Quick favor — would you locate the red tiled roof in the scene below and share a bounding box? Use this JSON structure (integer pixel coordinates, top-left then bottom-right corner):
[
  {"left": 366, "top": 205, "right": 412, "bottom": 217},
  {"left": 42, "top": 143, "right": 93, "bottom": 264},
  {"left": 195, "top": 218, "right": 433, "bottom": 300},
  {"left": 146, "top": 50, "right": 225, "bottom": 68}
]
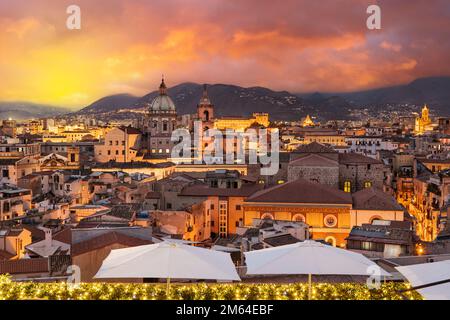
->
[
  {"left": 352, "top": 188, "right": 403, "bottom": 211},
  {"left": 179, "top": 184, "right": 263, "bottom": 197},
  {"left": 246, "top": 179, "right": 352, "bottom": 205},
  {"left": 22, "top": 225, "right": 46, "bottom": 241},
  {"left": 118, "top": 126, "right": 142, "bottom": 135},
  {"left": 294, "top": 142, "right": 336, "bottom": 154},
  {"left": 53, "top": 228, "right": 72, "bottom": 245},
  {"left": 289, "top": 153, "right": 339, "bottom": 167},
  {"left": 338, "top": 153, "right": 382, "bottom": 165},
  {"left": 0, "top": 258, "right": 49, "bottom": 274},
  {"left": 145, "top": 191, "right": 161, "bottom": 199},
  {"left": 0, "top": 250, "right": 15, "bottom": 261},
  {"left": 72, "top": 232, "right": 153, "bottom": 256}
]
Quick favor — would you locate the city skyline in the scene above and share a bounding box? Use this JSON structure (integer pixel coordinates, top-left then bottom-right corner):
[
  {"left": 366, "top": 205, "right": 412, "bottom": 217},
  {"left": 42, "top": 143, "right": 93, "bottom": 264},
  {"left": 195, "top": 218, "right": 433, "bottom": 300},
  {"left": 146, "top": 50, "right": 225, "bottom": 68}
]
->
[{"left": 1, "top": 0, "right": 450, "bottom": 107}]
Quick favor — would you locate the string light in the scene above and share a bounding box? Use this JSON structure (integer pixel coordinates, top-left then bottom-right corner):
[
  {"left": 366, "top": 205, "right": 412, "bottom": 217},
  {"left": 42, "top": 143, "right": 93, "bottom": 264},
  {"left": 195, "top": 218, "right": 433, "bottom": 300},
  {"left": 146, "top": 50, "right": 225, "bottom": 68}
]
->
[{"left": 0, "top": 274, "right": 421, "bottom": 300}]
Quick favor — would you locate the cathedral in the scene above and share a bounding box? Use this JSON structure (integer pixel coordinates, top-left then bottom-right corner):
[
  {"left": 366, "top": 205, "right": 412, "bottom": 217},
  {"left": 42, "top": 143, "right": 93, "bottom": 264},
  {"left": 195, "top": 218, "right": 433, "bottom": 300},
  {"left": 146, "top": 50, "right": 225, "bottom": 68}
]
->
[
  {"left": 414, "top": 105, "right": 433, "bottom": 135},
  {"left": 139, "top": 77, "right": 178, "bottom": 157}
]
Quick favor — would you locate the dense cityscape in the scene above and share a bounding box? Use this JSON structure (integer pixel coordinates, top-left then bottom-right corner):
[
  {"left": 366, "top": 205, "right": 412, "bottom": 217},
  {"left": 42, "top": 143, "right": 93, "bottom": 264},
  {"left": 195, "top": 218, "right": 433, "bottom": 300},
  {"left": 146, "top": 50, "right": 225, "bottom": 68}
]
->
[{"left": 1, "top": 0, "right": 450, "bottom": 304}]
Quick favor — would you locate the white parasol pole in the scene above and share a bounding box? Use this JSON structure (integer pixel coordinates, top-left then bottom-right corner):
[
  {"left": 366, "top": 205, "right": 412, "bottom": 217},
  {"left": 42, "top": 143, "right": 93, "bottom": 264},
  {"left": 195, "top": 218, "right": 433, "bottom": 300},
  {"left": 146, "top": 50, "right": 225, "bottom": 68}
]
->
[
  {"left": 166, "top": 277, "right": 171, "bottom": 299},
  {"left": 308, "top": 273, "right": 312, "bottom": 300}
]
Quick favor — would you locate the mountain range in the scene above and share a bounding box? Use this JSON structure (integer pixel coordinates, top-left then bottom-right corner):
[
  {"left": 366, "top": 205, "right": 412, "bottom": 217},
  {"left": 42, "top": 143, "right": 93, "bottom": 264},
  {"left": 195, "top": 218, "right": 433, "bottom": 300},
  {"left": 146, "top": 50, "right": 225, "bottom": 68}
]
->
[
  {"left": 0, "top": 102, "right": 72, "bottom": 120},
  {"left": 1, "top": 76, "right": 449, "bottom": 121},
  {"left": 75, "top": 76, "right": 450, "bottom": 120}
]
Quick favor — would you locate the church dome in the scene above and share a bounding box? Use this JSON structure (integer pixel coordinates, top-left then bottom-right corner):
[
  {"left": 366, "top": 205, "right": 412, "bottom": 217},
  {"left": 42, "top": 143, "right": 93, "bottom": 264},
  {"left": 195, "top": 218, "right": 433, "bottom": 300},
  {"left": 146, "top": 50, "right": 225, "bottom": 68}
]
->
[{"left": 149, "top": 78, "right": 176, "bottom": 112}]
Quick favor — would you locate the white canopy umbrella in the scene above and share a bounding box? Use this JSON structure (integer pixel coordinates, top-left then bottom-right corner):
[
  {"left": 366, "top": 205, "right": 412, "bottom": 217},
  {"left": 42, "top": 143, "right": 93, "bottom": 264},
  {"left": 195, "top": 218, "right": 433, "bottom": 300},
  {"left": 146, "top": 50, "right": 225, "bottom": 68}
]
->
[
  {"left": 396, "top": 260, "right": 450, "bottom": 300},
  {"left": 244, "top": 240, "right": 390, "bottom": 299},
  {"left": 95, "top": 241, "right": 240, "bottom": 297}
]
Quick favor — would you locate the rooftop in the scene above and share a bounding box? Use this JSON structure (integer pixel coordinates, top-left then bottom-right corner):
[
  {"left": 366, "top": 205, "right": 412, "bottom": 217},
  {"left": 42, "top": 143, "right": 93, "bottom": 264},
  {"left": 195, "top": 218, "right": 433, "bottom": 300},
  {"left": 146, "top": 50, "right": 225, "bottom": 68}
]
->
[{"left": 246, "top": 179, "right": 352, "bottom": 205}]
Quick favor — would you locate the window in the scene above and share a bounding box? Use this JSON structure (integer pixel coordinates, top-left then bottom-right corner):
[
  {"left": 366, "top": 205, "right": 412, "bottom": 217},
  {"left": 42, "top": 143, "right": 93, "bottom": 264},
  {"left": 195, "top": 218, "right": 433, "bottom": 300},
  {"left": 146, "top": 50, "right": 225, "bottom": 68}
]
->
[
  {"left": 325, "top": 236, "right": 337, "bottom": 247},
  {"left": 344, "top": 181, "right": 351, "bottom": 193},
  {"left": 324, "top": 214, "right": 337, "bottom": 228},
  {"left": 261, "top": 213, "right": 274, "bottom": 220},
  {"left": 364, "top": 181, "right": 372, "bottom": 188},
  {"left": 166, "top": 203, "right": 172, "bottom": 209},
  {"left": 292, "top": 214, "right": 306, "bottom": 223},
  {"left": 361, "top": 241, "right": 372, "bottom": 251},
  {"left": 219, "top": 202, "right": 228, "bottom": 238},
  {"left": 235, "top": 205, "right": 242, "bottom": 211},
  {"left": 210, "top": 204, "right": 215, "bottom": 210}
]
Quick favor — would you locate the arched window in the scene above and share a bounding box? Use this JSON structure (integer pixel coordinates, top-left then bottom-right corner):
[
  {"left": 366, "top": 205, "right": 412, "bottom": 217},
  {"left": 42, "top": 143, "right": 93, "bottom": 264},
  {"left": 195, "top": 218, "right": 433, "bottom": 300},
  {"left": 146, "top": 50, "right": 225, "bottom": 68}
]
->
[
  {"left": 261, "top": 213, "right": 274, "bottom": 220},
  {"left": 203, "top": 110, "right": 210, "bottom": 121},
  {"left": 344, "top": 181, "right": 351, "bottom": 193},
  {"left": 364, "top": 181, "right": 372, "bottom": 188},
  {"left": 292, "top": 214, "right": 306, "bottom": 223},
  {"left": 370, "top": 216, "right": 383, "bottom": 224},
  {"left": 325, "top": 236, "right": 337, "bottom": 247}
]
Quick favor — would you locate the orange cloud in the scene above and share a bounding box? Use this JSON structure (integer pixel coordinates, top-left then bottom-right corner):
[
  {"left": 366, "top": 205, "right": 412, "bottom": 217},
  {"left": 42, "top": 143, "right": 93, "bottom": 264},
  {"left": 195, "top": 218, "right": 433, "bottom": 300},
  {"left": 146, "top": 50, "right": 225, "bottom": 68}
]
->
[{"left": 0, "top": 0, "right": 449, "bottom": 107}]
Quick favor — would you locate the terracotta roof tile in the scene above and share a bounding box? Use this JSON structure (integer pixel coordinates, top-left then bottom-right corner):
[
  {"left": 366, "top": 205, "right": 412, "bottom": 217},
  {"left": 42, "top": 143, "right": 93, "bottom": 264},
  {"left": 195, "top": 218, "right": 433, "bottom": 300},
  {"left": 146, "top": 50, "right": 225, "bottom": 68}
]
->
[
  {"left": 246, "top": 179, "right": 352, "bottom": 205},
  {"left": 352, "top": 188, "right": 403, "bottom": 211},
  {"left": 180, "top": 184, "right": 263, "bottom": 197},
  {"left": 0, "top": 258, "right": 49, "bottom": 274},
  {"left": 72, "top": 231, "right": 153, "bottom": 256},
  {"left": 338, "top": 153, "right": 383, "bottom": 165},
  {"left": 0, "top": 250, "right": 15, "bottom": 260}
]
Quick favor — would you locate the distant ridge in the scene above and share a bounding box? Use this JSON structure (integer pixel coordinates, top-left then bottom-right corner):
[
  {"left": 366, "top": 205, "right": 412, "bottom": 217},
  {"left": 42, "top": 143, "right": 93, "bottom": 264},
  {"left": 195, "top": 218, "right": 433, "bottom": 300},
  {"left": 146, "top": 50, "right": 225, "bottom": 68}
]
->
[
  {"left": 0, "top": 102, "right": 71, "bottom": 120},
  {"left": 36, "top": 76, "right": 450, "bottom": 120}
]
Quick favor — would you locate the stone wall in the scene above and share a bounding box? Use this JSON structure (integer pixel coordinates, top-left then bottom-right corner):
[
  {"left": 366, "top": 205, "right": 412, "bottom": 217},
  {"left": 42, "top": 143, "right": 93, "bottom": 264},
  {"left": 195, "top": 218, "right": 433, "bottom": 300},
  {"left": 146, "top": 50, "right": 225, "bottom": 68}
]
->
[{"left": 287, "top": 165, "right": 339, "bottom": 188}]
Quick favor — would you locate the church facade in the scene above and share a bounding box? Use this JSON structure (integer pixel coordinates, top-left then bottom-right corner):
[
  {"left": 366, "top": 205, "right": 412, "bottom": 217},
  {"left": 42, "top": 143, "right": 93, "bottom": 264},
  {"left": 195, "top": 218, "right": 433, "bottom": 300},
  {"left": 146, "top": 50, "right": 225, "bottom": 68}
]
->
[{"left": 139, "top": 78, "right": 178, "bottom": 158}]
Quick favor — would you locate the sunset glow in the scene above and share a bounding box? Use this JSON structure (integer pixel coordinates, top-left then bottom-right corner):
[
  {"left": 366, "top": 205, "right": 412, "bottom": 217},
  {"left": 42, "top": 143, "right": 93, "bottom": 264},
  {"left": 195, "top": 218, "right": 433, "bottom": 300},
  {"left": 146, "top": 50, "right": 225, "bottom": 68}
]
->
[{"left": 1, "top": 0, "right": 450, "bottom": 107}]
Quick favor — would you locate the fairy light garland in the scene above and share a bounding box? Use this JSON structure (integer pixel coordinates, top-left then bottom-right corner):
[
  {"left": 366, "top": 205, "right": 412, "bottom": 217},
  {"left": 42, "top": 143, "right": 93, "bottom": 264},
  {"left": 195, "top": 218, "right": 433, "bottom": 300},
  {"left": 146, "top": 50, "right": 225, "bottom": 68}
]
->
[{"left": 0, "top": 274, "right": 421, "bottom": 300}]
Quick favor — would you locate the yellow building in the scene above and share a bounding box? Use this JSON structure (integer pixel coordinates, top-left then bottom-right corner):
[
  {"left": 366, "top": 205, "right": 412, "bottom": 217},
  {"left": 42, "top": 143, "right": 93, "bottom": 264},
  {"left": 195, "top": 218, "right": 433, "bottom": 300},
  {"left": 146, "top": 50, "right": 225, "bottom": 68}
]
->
[
  {"left": 303, "top": 133, "right": 346, "bottom": 146},
  {"left": 414, "top": 105, "right": 433, "bottom": 135},
  {"left": 302, "top": 115, "right": 315, "bottom": 127},
  {"left": 214, "top": 113, "right": 269, "bottom": 132},
  {"left": 94, "top": 126, "right": 142, "bottom": 163}
]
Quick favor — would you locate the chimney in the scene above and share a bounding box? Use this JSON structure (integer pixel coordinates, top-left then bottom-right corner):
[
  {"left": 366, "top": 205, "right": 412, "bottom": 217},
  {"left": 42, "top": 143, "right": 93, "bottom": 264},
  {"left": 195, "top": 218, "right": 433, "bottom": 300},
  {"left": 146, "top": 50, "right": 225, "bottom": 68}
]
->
[{"left": 44, "top": 228, "right": 52, "bottom": 249}]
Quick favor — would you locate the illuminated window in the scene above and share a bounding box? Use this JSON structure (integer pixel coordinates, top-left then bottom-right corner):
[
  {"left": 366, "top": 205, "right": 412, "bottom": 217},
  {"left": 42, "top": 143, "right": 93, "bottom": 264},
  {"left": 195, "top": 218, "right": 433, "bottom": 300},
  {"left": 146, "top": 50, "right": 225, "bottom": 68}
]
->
[
  {"left": 277, "top": 180, "right": 285, "bottom": 184},
  {"left": 325, "top": 236, "right": 337, "bottom": 247},
  {"left": 364, "top": 181, "right": 372, "bottom": 188},
  {"left": 219, "top": 202, "right": 228, "bottom": 238},
  {"left": 261, "top": 213, "right": 275, "bottom": 220},
  {"left": 344, "top": 181, "right": 351, "bottom": 193}
]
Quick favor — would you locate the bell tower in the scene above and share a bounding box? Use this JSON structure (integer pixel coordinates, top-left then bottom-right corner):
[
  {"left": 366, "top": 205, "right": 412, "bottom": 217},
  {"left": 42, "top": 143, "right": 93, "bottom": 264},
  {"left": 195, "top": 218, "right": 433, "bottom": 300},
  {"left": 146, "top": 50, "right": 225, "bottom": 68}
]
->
[{"left": 197, "top": 84, "right": 214, "bottom": 129}]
